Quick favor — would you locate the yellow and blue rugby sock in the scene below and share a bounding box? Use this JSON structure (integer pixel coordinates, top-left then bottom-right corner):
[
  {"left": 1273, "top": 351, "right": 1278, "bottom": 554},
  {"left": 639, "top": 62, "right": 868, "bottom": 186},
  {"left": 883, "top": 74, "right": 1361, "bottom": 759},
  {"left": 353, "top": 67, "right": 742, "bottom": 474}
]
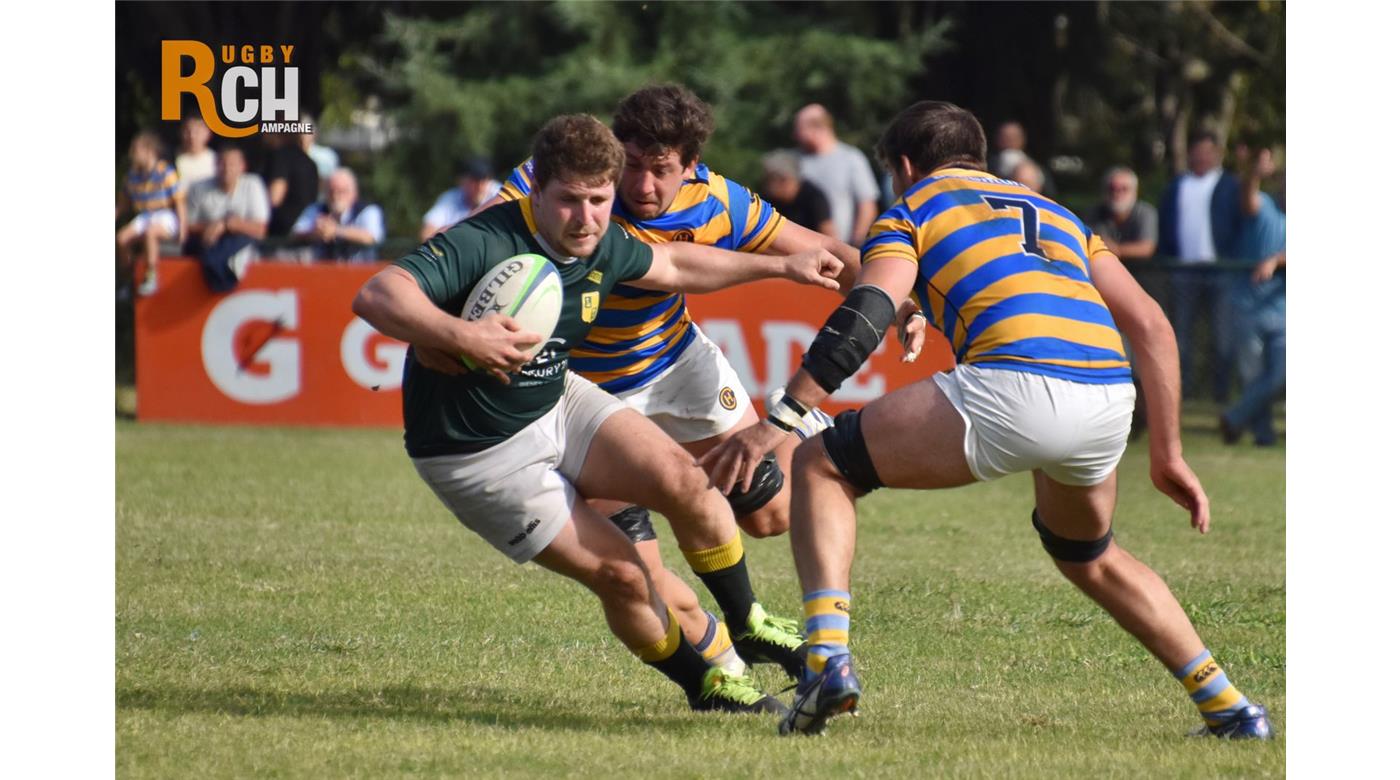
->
[
  {"left": 803, "top": 589, "right": 851, "bottom": 677},
  {"left": 1175, "top": 649, "right": 1252, "bottom": 725},
  {"left": 630, "top": 607, "right": 711, "bottom": 699},
  {"left": 683, "top": 533, "right": 756, "bottom": 631},
  {"left": 694, "top": 612, "right": 733, "bottom": 662}
]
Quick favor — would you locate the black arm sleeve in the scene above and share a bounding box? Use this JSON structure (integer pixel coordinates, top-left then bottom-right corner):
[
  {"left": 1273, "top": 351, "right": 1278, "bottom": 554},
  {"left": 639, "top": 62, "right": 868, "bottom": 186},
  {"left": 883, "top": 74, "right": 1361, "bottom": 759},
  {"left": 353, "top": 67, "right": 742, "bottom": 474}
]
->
[{"left": 800, "top": 285, "right": 897, "bottom": 393}]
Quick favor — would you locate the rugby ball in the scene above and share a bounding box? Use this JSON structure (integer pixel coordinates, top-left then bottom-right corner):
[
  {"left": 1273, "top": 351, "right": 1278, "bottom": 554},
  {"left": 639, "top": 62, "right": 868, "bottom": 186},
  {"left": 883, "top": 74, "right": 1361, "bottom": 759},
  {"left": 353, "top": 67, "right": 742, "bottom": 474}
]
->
[{"left": 461, "top": 253, "right": 563, "bottom": 364}]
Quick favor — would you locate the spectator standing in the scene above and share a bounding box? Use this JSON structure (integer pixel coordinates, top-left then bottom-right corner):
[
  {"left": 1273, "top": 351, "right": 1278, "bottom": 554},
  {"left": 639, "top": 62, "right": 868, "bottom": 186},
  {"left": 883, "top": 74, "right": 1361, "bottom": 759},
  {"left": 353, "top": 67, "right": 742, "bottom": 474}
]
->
[
  {"left": 304, "top": 116, "right": 340, "bottom": 186},
  {"left": 1157, "top": 130, "right": 1243, "bottom": 402},
  {"left": 183, "top": 146, "right": 270, "bottom": 292},
  {"left": 264, "top": 130, "right": 321, "bottom": 237},
  {"left": 175, "top": 117, "right": 216, "bottom": 194},
  {"left": 759, "top": 150, "right": 837, "bottom": 239},
  {"left": 1088, "top": 167, "right": 1158, "bottom": 262},
  {"left": 420, "top": 156, "right": 502, "bottom": 240},
  {"left": 116, "top": 131, "right": 184, "bottom": 297},
  {"left": 291, "top": 167, "right": 385, "bottom": 262},
  {"left": 792, "top": 104, "right": 880, "bottom": 245},
  {"left": 1221, "top": 144, "right": 1286, "bottom": 446}
]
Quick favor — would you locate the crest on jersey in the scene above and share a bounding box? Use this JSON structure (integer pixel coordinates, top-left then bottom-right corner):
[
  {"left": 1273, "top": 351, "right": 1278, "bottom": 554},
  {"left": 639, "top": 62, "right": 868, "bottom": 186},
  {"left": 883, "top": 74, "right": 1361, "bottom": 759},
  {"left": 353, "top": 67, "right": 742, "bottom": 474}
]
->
[
  {"left": 672, "top": 229, "right": 695, "bottom": 243},
  {"left": 581, "top": 291, "right": 600, "bottom": 323}
]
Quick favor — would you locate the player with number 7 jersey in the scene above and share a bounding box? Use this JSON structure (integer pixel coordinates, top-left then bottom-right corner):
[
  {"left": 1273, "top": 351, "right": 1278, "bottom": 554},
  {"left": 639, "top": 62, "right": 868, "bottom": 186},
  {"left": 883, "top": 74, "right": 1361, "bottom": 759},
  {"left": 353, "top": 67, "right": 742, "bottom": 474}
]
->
[
  {"left": 862, "top": 170, "right": 1131, "bottom": 383},
  {"left": 701, "top": 101, "right": 1268, "bottom": 739}
]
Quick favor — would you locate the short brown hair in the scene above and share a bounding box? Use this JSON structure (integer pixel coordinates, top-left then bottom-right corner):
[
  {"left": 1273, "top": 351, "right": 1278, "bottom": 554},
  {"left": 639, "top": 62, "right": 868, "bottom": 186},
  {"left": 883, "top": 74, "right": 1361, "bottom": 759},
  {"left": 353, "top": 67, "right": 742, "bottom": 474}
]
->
[
  {"left": 531, "top": 114, "right": 624, "bottom": 190},
  {"left": 612, "top": 84, "right": 715, "bottom": 167},
  {"left": 876, "top": 101, "right": 987, "bottom": 177}
]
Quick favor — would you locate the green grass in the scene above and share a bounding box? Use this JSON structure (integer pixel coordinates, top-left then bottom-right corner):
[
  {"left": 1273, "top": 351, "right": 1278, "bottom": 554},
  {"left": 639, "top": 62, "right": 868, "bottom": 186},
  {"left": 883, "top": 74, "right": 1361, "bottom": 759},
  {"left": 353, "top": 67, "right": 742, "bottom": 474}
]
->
[{"left": 116, "top": 411, "right": 1284, "bottom": 778}]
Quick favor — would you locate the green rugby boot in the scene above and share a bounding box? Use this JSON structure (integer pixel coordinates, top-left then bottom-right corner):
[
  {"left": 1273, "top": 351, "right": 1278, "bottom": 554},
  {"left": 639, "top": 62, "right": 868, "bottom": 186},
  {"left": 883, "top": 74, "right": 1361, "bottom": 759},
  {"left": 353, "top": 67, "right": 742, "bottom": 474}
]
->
[
  {"left": 689, "top": 667, "right": 788, "bottom": 714},
  {"left": 732, "top": 602, "right": 808, "bottom": 680}
]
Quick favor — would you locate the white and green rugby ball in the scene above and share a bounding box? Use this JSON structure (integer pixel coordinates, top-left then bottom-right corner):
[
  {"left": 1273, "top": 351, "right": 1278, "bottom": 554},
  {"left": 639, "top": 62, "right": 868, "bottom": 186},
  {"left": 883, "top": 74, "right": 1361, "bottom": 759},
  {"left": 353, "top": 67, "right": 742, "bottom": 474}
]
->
[{"left": 460, "top": 253, "right": 563, "bottom": 368}]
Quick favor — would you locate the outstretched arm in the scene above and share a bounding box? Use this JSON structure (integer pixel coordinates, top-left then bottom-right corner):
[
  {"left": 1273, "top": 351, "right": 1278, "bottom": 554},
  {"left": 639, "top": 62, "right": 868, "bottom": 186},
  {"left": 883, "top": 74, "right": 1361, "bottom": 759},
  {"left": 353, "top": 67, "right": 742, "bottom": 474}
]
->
[
  {"left": 630, "top": 241, "right": 841, "bottom": 294},
  {"left": 1089, "top": 249, "right": 1211, "bottom": 532},
  {"left": 699, "top": 258, "right": 918, "bottom": 492},
  {"left": 764, "top": 220, "right": 862, "bottom": 292}
]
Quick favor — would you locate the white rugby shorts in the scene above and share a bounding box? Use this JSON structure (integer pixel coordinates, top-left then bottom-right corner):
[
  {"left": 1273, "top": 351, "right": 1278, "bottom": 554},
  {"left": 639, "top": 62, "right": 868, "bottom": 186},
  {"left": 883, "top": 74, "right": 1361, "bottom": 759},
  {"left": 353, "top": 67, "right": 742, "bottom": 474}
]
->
[
  {"left": 932, "top": 364, "right": 1136, "bottom": 486},
  {"left": 411, "top": 372, "right": 625, "bottom": 563},
  {"left": 125, "top": 208, "right": 179, "bottom": 238},
  {"left": 611, "top": 327, "right": 750, "bottom": 443}
]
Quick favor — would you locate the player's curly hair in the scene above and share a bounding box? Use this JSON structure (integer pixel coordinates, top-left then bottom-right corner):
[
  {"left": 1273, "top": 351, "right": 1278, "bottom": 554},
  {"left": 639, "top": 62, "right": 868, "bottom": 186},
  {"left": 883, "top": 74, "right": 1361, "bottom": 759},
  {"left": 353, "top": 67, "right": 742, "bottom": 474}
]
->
[
  {"left": 531, "top": 114, "right": 625, "bottom": 189},
  {"left": 876, "top": 101, "right": 987, "bottom": 176},
  {"left": 612, "top": 84, "right": 715, "bottom": 167}
]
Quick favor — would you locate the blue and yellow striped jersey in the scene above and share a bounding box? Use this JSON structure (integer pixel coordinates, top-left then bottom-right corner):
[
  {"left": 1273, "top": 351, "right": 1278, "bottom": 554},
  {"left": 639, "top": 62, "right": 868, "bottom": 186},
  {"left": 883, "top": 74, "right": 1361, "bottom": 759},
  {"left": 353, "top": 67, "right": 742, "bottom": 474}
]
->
[
  {"left": 498, "top": 159, "right": 785, "bottom": 392},
  {"left": 126, "top": 160, "right": 180, "bottom": 213},
  {"left": 863, "top": 167, "right": 1129, "bottom": 384}
]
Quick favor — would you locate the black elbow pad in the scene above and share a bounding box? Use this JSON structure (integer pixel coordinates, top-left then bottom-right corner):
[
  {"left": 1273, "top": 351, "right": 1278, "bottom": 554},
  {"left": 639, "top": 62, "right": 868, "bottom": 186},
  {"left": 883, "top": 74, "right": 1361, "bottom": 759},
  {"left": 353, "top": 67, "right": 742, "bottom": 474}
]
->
[{"left": 801, "top": 285, "right": 897, "bottom": 393}]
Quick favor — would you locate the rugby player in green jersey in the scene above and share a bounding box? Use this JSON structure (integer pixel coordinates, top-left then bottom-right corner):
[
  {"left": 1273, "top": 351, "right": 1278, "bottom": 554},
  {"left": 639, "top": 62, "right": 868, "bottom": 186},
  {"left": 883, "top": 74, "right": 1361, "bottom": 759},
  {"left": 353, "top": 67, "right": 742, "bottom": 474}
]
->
[
  {"left": 353, "top": 114, "right": 843, "bottom": 713},
  {"left": 469, "top": 85, "right": 925, "bottom": 682}
]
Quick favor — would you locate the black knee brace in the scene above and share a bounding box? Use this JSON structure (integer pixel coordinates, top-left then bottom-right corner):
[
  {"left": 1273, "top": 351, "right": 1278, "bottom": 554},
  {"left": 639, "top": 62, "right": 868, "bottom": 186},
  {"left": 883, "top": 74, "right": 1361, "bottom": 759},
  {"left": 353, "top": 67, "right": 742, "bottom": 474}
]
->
[
  {"left": 1031, "top": 510, "right": 1113, "bottom": 562},
  {"left": 819, "top": 409, "right": 884, "bottom": 496},
  {"left": 726, "top": 453, "right": 784, "bottom": 516},
  {"left": 608, "top": 505, "right": 657, "bottom": 543}
]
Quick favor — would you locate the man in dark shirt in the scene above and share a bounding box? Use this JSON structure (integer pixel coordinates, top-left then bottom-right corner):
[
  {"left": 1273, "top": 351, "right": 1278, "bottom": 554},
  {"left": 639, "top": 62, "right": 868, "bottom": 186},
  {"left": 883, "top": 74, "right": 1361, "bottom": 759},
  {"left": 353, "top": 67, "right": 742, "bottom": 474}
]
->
[
  {"left": 760, "top": 150, "right": 837, "bottom": 239},
  {"left": 1088, "top": 167, "right": 1159, "bottom": 262},
  {"left": 264, "top": 130, "right": 320, "bottom": 237}
]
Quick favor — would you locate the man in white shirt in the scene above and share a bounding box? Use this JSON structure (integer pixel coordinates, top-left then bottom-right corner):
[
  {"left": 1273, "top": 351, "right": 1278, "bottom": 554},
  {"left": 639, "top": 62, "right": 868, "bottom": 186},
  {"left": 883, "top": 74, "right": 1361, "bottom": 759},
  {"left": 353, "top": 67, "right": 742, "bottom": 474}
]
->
[
  {"left": 793, "top": 104, "right": 881, "bottom": 246},
  {"left": 184, "top": 146, "right": 270, "bottom": 290},
  {"left": 1159, "top": 131, "right": 1242, "bottom": 402}
]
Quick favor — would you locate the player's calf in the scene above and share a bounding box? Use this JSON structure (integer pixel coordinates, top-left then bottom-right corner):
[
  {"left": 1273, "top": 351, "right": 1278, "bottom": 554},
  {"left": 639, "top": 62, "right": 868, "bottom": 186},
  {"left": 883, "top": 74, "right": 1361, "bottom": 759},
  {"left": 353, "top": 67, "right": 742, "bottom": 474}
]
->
[{"left": 1031, "top": 508, "right": 1270, "bottom": 739}]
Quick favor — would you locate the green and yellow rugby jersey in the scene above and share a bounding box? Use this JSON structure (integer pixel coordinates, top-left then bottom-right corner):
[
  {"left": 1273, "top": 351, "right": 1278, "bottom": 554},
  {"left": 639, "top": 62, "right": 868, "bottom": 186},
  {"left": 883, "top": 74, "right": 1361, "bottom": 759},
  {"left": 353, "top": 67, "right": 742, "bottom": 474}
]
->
[{"left": 393, "top": 198, "right": 654, "bottom": 458}]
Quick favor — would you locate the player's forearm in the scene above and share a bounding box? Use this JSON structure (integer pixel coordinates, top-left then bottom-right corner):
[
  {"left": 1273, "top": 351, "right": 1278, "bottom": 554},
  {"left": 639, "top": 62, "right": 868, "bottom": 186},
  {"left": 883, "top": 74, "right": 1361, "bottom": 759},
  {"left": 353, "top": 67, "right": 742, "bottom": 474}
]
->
[
  {"left": 654, "top": 242, "right": 784, "bottom": 293},
  {"left": 352, "top": 268, "right": 465, "bottom": 353},
  {"left": 767, "top": 222, "right": 861, "bottom": 292},
  {"left": 1124, "top": 313, "right": 1185, "bottom": 460}
]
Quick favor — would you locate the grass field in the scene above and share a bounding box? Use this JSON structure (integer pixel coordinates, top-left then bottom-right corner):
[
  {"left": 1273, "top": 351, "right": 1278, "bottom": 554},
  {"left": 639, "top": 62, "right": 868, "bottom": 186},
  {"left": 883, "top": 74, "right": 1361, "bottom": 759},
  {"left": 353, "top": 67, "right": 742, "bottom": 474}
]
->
[{"left": 116, "top": 410, "right": 1284, "bottom": 778}]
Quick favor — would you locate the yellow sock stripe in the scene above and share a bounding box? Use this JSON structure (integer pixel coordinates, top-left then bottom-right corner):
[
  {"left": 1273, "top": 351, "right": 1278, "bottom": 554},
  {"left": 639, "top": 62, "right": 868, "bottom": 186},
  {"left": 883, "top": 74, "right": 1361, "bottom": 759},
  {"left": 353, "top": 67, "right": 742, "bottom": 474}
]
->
[
  {"left": 806, "top": 628, "right": 850, "bottom": 646},
  {"left": 682, "top": 533, "right": 744, "bottom": 573},
  {"left": 807, "top": 654, "right": 828, "bottom": 676},
  {"left": 1180, "top": 656, "right": 1221, "bottom": 695},
  {"left": 700, "top": 621, "right": 733, "bottom": 662},
  {"left": 803, "top": 596, "right": 850, "bottom": 618},
  {"left": 1197, "top": 686, "right": 1245, "bottom": 714},
  {"left": 631, "top": 608, "right": 682, "bottom": 663}
]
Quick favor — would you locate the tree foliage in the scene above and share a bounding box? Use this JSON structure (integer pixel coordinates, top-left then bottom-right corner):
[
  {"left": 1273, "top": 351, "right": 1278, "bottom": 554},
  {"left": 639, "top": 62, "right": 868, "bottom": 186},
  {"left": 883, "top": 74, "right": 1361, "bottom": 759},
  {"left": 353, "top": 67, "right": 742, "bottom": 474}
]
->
[{"left": 356, "top": 1, "right": 952, "bottom": 234}]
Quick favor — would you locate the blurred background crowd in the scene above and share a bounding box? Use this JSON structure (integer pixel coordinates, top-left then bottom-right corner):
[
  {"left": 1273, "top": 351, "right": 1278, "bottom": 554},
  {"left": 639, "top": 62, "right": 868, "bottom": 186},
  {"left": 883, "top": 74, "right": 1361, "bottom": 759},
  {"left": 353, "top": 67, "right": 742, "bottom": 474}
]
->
[{"left": 115, "top": 0, "right": 1284, "bottom": 440}]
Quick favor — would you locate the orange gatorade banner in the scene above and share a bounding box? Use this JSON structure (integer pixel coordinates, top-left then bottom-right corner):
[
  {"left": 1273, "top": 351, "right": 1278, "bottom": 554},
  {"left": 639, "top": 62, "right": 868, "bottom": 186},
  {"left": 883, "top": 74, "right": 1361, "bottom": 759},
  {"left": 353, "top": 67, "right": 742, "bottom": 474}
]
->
[{"left": 136, "top": 259, "right": 953, "bottom": 427}]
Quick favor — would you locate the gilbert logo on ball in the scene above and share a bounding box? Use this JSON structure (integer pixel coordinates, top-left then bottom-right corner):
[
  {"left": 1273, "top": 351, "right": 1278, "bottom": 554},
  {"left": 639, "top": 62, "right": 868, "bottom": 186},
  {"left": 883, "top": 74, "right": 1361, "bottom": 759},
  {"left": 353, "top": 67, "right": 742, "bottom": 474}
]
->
[
  {"left": 161, "top": 40, "right": 307, "bottom": 137},
  {"left": 460, "top": 254, "right": 563, "bottom": 370}
]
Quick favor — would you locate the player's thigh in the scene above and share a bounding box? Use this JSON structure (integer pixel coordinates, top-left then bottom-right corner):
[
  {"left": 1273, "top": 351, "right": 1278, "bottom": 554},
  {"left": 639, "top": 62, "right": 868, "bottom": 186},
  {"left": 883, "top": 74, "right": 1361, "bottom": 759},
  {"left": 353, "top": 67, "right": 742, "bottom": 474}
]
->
[
  {"left": 586, "top": 497, "right": 632, "bottom": 518},
  {"left": 854, "top": 377, "right": 977, "bottom": 490},
  {"left": 573, "top": 406, "right": 709, "bottom": 513},
  {"left": 533, "top": 498, "right": 649, "bottom": 588},
  {"left": 1032, "top": 468, "right": 1118, "bottom": 541}
]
